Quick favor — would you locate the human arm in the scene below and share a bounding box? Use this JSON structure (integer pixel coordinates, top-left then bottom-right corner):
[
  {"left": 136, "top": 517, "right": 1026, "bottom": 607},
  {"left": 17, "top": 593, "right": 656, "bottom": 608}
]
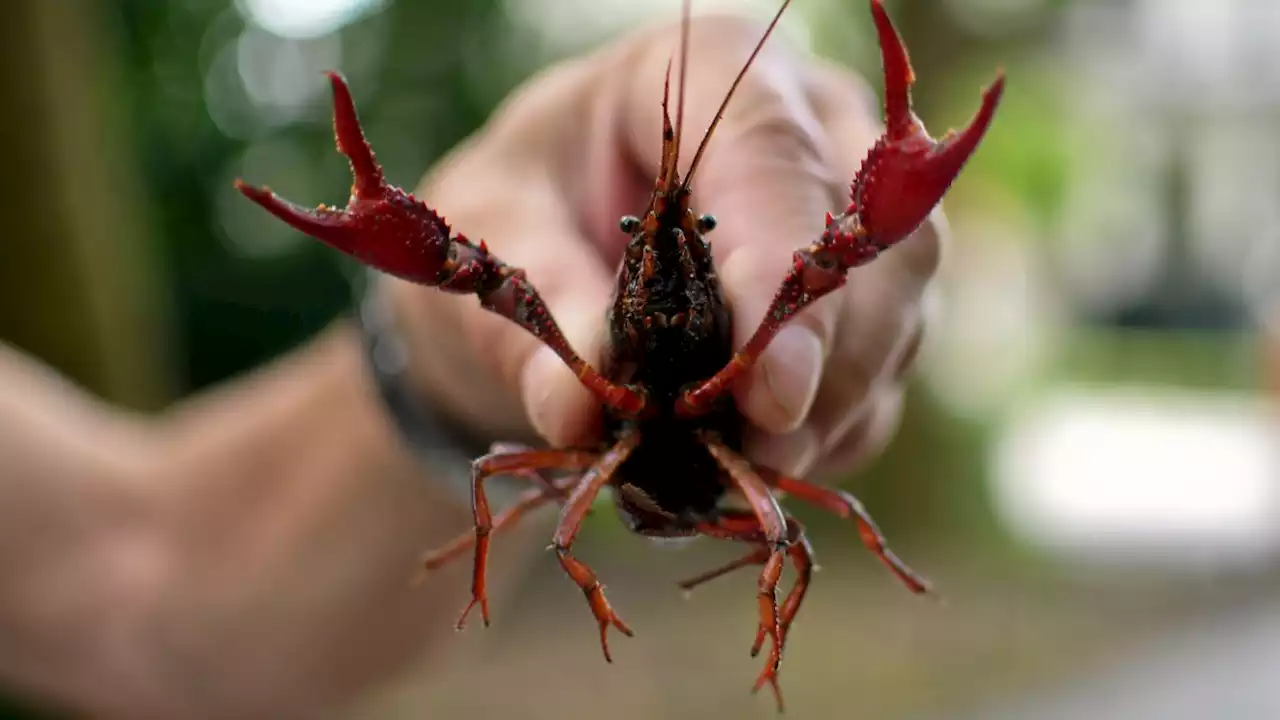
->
[{"left": 0, "top": 325, "right": 497, "bottom": 719}]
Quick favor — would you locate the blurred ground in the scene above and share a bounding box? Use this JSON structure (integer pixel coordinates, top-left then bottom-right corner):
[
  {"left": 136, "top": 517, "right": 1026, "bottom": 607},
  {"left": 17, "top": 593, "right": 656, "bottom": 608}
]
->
[{"left": 354, "top": 505, "right": 1280, "bottom": 719}]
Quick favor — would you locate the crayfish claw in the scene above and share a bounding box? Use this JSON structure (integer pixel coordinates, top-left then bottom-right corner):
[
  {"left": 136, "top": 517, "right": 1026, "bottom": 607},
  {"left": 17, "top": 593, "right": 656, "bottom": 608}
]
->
[
  {"left": 928, "top": 72, "right": 1006, "bottom": 177},
  {"left": 869, "top": 0, "right": 917, "bottom": 140},
  {"left": 324, "top": 70, "right": 385, "bottom": 197},
  {"left": 846, "top": 3, "right": 1005, "bottom": 250},
  {"left": 234, "top": 180, "right": 362, "bottom": 254}
]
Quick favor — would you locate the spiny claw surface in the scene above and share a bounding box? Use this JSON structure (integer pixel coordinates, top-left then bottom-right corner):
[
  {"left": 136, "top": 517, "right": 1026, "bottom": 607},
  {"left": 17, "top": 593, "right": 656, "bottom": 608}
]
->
[{"left": 846, "top": 0, "right": 1006, "bottom": 249}]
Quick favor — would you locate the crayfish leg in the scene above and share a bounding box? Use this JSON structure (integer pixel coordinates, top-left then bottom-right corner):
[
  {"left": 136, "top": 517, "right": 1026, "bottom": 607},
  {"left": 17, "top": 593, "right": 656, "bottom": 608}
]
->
[
  {"left": 756, "top": 464, "right": 932, "bottom": 596},
  {"left": 550, "top": 430, "right": 641, "bottom": 663},
  {"left": 697, "top": 433, "right": 793, "bottom": 707},
  {"left": 683, "top": 511, "right": 816, "bottom": 713},
  {"left": 425, "top": 446, "right": 600, "bottom": 630}
]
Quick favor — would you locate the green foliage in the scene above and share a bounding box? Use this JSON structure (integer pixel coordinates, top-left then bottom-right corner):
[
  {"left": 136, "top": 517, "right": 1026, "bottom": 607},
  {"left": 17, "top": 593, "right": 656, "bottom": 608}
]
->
[
  {"left": 951, "top": 62, "right": 1078, "bottom": 232},
  {"left": 110, "top": 0, "right": 520, "bottom": 392}
]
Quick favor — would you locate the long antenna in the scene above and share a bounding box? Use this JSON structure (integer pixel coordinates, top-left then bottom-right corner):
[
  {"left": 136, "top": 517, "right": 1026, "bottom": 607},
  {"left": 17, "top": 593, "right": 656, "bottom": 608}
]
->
[
  {"left": 681, "top": 0, "right": 793, "bottom": 191},
  {"left": 672, "top": 0, "right": 692, "bottom": 180}
]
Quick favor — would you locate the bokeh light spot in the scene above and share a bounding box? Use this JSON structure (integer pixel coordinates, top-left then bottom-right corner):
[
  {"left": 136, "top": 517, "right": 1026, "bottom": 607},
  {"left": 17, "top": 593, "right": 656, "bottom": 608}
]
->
[{"left": 236, "top": 0, "right": 387, "bottom": 39}]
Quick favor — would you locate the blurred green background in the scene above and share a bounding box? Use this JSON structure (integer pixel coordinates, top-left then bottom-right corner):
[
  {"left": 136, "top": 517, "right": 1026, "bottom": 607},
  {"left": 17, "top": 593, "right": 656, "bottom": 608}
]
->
[{"left": 2, "top": 0, "right": 1278, "bottom": 717}]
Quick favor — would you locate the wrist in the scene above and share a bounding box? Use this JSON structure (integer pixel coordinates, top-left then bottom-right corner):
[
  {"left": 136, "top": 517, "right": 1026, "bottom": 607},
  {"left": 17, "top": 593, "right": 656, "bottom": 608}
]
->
[{"left": 356, "top": 271, "right": 523, "bottom": 505}]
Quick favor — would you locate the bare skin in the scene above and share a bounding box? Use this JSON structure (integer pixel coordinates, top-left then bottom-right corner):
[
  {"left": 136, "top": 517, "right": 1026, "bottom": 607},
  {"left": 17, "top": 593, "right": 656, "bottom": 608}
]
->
[{"left": 0, "top": 14, "right": 942, "bottom": 720}]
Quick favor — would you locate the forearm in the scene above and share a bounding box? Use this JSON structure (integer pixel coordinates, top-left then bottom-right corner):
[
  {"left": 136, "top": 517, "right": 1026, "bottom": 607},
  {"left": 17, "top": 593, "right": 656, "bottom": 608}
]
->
[
  {"left": 140, "top": 322, "right": 474, "bottom": 718},
  {"left": 0, "top": 324, "right": 541, "bottom": 718},
  {"left": 0, "top": 343, "right": 163, "bottom": 715}
]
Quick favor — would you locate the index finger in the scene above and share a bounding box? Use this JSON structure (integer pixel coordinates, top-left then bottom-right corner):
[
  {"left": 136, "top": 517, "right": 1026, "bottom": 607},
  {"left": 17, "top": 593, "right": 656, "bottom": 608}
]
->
[{"left": 399, "top": 58, "right": 621, "bottom": 448}]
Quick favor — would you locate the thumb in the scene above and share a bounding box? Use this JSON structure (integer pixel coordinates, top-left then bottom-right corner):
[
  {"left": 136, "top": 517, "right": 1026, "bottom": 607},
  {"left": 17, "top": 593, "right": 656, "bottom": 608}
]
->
[{"left": 694, "top": 88, "right": 844, "bottom": 436}]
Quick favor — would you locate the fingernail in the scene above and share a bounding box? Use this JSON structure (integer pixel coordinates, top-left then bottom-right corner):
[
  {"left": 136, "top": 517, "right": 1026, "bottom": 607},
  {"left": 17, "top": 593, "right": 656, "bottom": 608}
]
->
[
  {"left": 749, "top": 425, "right": 820, "bottom": 478},
  {"left": 758, "top": 325, "right": 823, "bottom": 432}
]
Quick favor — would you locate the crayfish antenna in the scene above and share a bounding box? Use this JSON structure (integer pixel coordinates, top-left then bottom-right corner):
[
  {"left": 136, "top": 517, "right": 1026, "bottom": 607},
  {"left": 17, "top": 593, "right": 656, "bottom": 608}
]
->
[
  {"left": 658, "top": 57, "right": 679, "bottom": 191},
  {"left": 680, "top": 0, "right": 793, "bottom": 191},
  {"left": 654, "top": 0, "right": 692, "bottom": 192},
  {"left": 665, "top": 0, "right": 693, "bottom": 189}
]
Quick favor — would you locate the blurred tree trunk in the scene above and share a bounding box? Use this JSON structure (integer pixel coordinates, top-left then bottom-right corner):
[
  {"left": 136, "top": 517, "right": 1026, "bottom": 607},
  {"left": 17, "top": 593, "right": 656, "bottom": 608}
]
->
[{"left": 0, "top": 0, "right": 175, "bottom": 410}]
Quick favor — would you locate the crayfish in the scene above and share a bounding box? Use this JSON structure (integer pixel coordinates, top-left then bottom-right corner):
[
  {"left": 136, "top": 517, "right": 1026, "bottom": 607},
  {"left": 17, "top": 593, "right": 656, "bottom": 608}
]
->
[{"left": 235, "top": 0, "right": 1003, "bottom": 709}]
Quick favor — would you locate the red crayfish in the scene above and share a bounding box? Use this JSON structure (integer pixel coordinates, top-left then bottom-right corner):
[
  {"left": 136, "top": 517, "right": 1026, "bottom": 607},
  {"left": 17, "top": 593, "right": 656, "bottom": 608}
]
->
[{"left": 236, "top": 0, "right": 1003, "bottom": 708}]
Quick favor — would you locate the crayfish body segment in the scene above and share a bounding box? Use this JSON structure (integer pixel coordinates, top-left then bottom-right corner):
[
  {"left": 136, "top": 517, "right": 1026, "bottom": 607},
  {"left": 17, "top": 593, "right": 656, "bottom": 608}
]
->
[{"left": 235, "top": 0, "right": 1002, "bottom": 711}]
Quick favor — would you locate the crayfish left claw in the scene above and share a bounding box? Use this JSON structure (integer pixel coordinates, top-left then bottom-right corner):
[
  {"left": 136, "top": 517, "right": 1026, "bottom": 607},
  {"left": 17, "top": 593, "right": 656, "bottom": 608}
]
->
[
  {"left": 234, "top": 180, "right": 365, "bottom": 255},
  {"left": 847, "top": 1, "right": 1006, "bottom": 250},
  {"left": 870, "top": 0, "right": 917, "bottom": 141}
]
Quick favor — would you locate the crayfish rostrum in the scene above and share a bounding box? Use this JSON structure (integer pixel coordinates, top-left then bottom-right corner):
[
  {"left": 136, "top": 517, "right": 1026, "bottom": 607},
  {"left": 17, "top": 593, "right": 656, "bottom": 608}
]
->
[{"left": 235, "top": 0, "right": 1004, "bottom": 708}]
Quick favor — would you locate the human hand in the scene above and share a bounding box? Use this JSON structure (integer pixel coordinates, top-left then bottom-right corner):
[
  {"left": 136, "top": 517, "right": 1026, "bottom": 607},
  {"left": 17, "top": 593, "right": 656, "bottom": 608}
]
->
[{"left": 391, "top": 13, "right": 943, "bottom": 481}]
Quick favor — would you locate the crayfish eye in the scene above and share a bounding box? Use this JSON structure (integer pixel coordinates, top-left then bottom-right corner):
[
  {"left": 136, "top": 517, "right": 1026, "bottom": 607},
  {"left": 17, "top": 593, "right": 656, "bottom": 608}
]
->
[
  {"left": 619, "top": 215, "right": 642, "bottom": 234},
  {"left": 697, "top": 214, "right": 717, "bottom": 233}
]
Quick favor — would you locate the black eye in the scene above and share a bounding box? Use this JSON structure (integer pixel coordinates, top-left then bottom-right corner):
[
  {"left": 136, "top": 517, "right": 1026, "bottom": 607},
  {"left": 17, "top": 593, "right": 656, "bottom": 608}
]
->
[
  {"left": 619, "top": 215, "right": 641, "bottom": 234},
  {"left": 697, "top": 214, "right": 717, "bottom": 233}
]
